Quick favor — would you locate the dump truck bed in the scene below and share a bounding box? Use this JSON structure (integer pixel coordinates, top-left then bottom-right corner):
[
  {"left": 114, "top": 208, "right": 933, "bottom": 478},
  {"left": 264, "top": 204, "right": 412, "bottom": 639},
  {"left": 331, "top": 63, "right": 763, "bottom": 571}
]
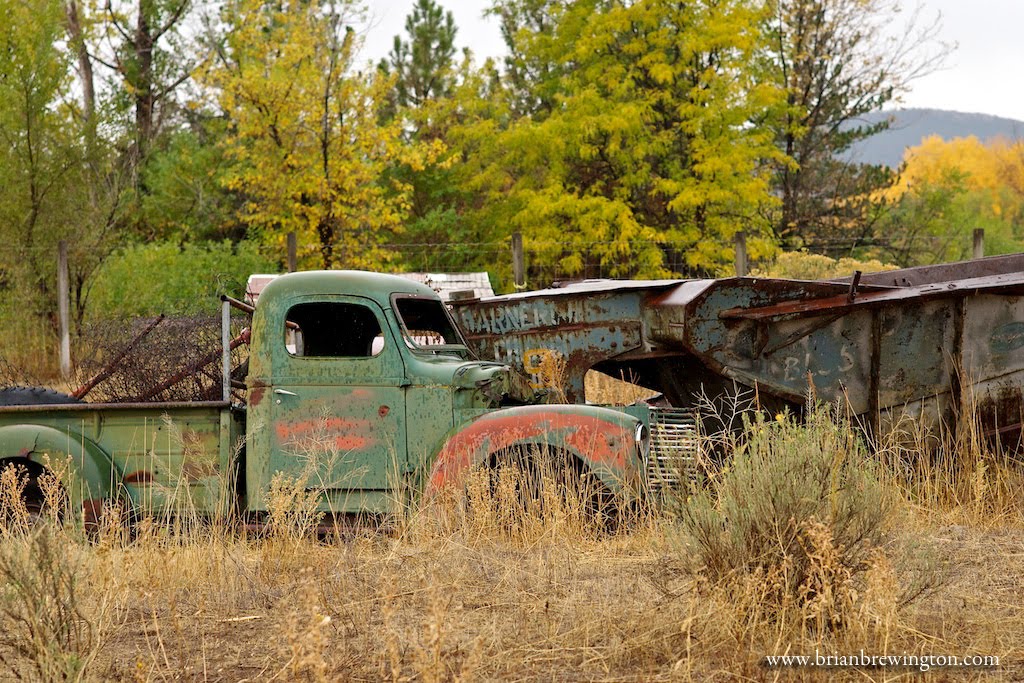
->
[{"left": 453, "top": 254, "right": 1024, "bottom": 444}]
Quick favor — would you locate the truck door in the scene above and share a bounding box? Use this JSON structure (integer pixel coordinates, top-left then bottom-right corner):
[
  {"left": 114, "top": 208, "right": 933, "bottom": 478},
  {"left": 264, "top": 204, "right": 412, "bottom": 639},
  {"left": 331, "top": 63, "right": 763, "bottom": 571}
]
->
[{"left": 269, "top": 296, "right": 407, "bottom": 513}]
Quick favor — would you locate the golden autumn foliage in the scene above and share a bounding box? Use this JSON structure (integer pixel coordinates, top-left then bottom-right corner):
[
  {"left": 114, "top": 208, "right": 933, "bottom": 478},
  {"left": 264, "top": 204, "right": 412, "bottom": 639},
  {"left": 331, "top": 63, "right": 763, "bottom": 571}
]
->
[
  {"left": 886, "top": 135, "right": 1024, "bottom": 219},
  {"left": 874, "top": 135, "right": 1024, "bottom": 264},
  {"left": 205, "top": 0, "right": 445, "bottom": 270},
  {"left": 473, "top": 0, "right": 784, "bottom": 281},
  {"left": 752, "top": 251, "right": 898, "bottom": 280}
]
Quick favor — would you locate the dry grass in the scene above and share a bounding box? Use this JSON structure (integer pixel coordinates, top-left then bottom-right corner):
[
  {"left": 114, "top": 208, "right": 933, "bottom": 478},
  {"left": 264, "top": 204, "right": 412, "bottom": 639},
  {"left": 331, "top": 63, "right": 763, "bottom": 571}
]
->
[{"left": 0, "top": 387, "right": 1020, "bottom": 681}]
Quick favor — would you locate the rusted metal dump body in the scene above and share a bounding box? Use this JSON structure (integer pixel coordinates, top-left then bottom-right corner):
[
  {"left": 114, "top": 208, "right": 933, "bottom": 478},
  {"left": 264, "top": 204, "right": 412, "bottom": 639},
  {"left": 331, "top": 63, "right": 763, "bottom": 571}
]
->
[{"left": 453, "top": 254, "right": 1024, "bottom": 441}]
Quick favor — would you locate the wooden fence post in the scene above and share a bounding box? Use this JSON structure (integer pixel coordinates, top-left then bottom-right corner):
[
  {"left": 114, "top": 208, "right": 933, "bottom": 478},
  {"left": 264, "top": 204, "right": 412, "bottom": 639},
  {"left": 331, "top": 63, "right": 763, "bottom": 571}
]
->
[
  {"left": 734, "top": 231, "right": 748, "bottom": 277},
  {"left": 287, "top": 232, "right": 297, "bottom": 272},
  {"left": 511, "top": 231, "right": 525, "bottom": 289},
  {"left": 57, "top": 241, "right": 71, "bottom": 378}
]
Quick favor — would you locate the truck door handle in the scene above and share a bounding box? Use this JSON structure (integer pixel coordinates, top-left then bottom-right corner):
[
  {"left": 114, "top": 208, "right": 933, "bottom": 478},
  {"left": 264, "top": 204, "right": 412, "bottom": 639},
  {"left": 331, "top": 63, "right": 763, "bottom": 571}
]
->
[{"left": 273, "top": 389, "right": 298, "bottom": 397}]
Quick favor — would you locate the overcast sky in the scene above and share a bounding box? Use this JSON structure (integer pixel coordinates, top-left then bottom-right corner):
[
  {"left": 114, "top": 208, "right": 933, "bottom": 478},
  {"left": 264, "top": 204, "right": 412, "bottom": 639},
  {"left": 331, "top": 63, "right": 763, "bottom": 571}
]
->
[{"left": 358, "top": 0, "right": 1024, "bottom": 122}]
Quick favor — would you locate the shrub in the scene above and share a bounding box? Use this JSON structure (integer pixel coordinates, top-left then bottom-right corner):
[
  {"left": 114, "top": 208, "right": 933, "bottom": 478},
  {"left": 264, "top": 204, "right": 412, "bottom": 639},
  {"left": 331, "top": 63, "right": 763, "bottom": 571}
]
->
[
  {"left": 0, "top": 529, "right": 99, "bottom": 681},
  {"left": 678, "top": 406, "right": 892, "bottom": 626},
  {"left": 752, "top": 251, "right": 897, "bottom": 280},
  {"left": 87, "top": 239, "right": 274, "bottom": 318}
]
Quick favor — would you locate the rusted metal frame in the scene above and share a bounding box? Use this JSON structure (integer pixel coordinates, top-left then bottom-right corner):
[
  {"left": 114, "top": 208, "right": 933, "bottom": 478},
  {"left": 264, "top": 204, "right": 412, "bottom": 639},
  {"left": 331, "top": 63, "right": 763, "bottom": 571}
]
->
[
  {"left": 718, "top": 365, "right": 806, "bottom": 405},
  {"left": 221, "top": 294, "right": 254, "bottom": 315},
  {"left": 136, "top": 334, "right": 248, "bottom": 402},
  {"left": 71, "top": 314, "right": 166, "bottom": 400},
  {"left": 950, "top": 297, "right": 966, "bottom": 434},
  {"left": 221, "top": 293, "right": 299, "bottom": 332},
  {"left": 868, "top": 309, "right": 882, "bottom": 441},
  {"left": 464, "top": 279, "right": 683, "bottom": 303},
  {"left": 222, "top": 298, "right": 231, "bottom": 402},
  {"left": 832, "top": 253, "right": 1024, "bottom": 288},
  {"left": 846, "top": 271, "right": 862, "bottom": 303},
  {"left": 720, "top": 272, "right": 1024, "bottom": 322},
  {"left": 756, "top": 312, "right": 846, "bottom": 357},
  {"left": 0, "top": 400, "right": 232, "bottom": 413}
]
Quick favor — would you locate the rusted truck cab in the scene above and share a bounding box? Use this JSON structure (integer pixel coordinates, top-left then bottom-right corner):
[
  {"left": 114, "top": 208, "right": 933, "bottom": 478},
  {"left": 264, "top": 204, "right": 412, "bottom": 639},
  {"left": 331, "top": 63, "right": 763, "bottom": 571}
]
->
[{"left": 243, "top": 271, "right": 676, "bottom": 514}]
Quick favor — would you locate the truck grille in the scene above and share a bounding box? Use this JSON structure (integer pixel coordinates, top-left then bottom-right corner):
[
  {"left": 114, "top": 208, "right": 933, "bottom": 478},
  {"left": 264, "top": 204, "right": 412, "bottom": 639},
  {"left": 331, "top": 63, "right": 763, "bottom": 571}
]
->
[{"left": 647, "top": 407, "right": 698, "bottom": 491}]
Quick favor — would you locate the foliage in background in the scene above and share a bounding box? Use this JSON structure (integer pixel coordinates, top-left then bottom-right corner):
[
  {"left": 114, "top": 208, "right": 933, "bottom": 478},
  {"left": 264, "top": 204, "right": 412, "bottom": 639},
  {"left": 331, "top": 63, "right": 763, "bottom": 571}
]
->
[
  {"left": 135, "top": 124, "right": 246, "bottom": 243},
  {"left": 87, "top": 241, "right": 272, "bottom": 318},
  {"left": 0, "top": 0, "right": 132, "bottom": 335},
  {"left": 874, "top": 135, "right": 1024, "bottom": 264},
  {"left": 762, "top": 0, "right": 948, "bottom": 253},
  {"left": 477, "top": 0, "right": 784, "bottom": 280},
  {"left": 752, "top": 251, "right": 898, "bottom": 280},
  {"left": 0, "top": 0, "right": 1003, "bottom": 353},
  {"left": 206, "top": 0, "right": 443, "bottom": 271},
  {"left": 375, "top": 0, "right": 501, "bottom": 277},
  {"left": 378, "top": 0, "right": 459, "bottom": 114}
]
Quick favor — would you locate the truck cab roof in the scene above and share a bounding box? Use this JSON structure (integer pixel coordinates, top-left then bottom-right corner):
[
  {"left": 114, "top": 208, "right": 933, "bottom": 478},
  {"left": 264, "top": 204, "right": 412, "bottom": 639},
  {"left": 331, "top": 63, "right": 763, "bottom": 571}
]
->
[{"left": 257, "top": 270, "right": 440, "bottom": 309}]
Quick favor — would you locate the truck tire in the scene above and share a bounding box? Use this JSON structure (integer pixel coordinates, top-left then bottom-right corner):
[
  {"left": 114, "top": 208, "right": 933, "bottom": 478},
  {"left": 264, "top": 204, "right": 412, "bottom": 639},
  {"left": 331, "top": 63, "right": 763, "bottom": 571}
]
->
[
  {"left": 487, "top": 446, "right": 618, "bottom": 533},
  {"left": 0, "top": 458, "right": 68, "bottom": 527},
  {"left": 0, "top": 389, "right": 79, "bottom": 527},
  {"left": 0, "top": 386, "right": 82, "bottom": 406}
]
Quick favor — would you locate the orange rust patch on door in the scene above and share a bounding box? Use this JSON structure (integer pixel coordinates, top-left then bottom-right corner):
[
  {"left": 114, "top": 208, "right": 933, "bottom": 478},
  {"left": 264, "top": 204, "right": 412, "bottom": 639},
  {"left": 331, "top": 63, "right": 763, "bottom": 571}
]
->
[
  {"left": 123, "top": 470, "right": 155, "bottom": 484},
  {"left": 275, "top": 417, "right": 375, "bottom": 452}
]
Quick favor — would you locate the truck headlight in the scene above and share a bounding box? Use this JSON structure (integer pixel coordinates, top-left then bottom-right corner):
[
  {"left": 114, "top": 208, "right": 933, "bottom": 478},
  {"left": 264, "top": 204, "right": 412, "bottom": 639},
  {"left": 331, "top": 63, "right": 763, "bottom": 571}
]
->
[{"left": 635, "top": 422, "right": 650, "bottom": 459}]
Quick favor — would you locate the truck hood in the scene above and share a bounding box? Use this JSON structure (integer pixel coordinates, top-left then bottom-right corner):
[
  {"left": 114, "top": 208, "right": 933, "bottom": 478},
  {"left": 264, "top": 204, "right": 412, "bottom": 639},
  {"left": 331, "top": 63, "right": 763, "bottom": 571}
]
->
[{"left": 451, "top": 361, "right": 541, "bottom": 407}]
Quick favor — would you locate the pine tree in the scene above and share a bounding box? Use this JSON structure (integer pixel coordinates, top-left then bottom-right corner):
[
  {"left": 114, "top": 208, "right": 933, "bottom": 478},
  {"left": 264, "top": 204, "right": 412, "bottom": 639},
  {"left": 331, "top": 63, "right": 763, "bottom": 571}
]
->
[
  {"left": 763, "top": 0, "right": 948, "bottom": 251},
  {"left": 379, "top": 0, "right": 458, "bottom": 113}
]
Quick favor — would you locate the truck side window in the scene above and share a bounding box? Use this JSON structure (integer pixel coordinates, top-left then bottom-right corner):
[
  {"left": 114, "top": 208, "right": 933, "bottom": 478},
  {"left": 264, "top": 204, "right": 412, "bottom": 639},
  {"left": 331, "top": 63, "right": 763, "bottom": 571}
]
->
[{"left": 285, "top": 302, "right": 385, "bottom": 358}]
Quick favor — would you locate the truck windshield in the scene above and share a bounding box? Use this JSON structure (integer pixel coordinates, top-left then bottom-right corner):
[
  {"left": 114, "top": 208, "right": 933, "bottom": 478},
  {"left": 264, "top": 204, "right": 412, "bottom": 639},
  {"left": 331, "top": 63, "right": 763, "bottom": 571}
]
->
[{"left": 393, "top": 297, "right": 468, "bottom": 355}]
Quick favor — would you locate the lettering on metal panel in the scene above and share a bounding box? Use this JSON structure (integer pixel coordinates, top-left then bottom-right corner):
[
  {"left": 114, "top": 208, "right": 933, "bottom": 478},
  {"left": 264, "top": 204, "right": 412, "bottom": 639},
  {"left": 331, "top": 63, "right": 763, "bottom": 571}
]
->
[
  {"left": 781, "top": 344, "right": 855, "bottom": 381},
  {"left": 462, "top": 305, "right": 583, "bottom": 336},
  {"left": 990, "top": 322, "right": 1024, "bottom": 353}
]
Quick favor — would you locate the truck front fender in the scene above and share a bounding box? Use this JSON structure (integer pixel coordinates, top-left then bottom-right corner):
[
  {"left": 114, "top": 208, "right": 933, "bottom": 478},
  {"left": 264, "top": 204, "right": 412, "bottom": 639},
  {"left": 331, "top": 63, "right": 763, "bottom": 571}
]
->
[
  {"left": 427, "top": 405, "right": 644, "bottom": 496},
  {"left": 0, "top": 424, "right": 119, "bottom": 524}
]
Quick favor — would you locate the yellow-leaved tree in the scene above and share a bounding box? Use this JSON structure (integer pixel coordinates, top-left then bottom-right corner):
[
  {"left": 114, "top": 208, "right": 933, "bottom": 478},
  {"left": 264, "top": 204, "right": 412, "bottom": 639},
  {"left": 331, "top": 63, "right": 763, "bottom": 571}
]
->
[
  {"left": 876, "top": 135, "right": 1024, "bottom": 264},
  {"left": 206, "top": 0, "right": 428, "bottom": 269},
  {"left": 474, "top": 0, "right": 785, "bottom": 281}
]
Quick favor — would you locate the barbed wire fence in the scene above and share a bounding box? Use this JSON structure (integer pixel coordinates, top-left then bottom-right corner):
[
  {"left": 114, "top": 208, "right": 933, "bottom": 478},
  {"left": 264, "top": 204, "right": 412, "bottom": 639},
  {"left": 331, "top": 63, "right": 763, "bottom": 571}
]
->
[
  {"left": 377, "top": 227, "right": 989, "bottom": 286},
  {"left": 0, "top": 227, "right": 991, "bottom": 394}
]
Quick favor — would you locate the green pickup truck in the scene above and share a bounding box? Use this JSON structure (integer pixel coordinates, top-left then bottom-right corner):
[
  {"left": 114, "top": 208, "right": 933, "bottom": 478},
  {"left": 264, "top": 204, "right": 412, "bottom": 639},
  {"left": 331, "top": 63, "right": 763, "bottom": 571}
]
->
[{"left": 0, "top": 271, "right": 692, "bottom": 527}]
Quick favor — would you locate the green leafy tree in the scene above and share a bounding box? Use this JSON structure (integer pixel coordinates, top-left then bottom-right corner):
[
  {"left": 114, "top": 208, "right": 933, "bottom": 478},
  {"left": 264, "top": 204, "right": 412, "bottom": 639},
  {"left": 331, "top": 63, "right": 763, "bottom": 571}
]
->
[
  {"left": 0, "top": 0, "right": 125, "bottom": 334},
  {"left": 477, "top": 0, "right": 784, "bottom": 280},
  {"left": 136, "top": 120, "right": 247, "bottom": 242},
  {"left": 871, "top": 136, "right": 1024, "bottom": 264},
  {"left": 377, "top": 0, "right": 497, "bottom": 274},
  {"left": 95, "top": 0, "right": 198, "bottom": 162},
  {"left": 489, "top": 0, "right": 570, "bottom": 119},
  {"left": 378, "top": 0, "right": 458, "bottom": 114},
  {"left": 89, "top": 240, "right": 273, "bottom": 317}
]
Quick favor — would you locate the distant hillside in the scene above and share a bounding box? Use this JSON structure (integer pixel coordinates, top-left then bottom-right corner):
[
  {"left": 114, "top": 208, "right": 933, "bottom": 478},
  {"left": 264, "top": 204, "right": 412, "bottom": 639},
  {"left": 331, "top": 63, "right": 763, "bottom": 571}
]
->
[{"left": 844, "top": 108, "right": 1024, "bottom": 168}]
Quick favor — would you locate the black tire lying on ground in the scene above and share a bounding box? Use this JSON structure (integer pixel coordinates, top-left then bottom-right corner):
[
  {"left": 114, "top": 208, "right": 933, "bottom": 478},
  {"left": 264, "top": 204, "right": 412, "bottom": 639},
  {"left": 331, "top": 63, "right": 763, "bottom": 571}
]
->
[{"left": 0, "top": 386, "right": 82, "bottom": 406}]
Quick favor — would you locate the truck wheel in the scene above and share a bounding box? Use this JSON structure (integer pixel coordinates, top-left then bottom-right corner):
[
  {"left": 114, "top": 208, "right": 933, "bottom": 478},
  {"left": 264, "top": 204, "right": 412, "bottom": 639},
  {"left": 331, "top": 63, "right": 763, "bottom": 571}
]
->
[
  {"left": 0, "top": 389, "right": 78, "bottom": 528},
  {"left": 0, "top": 386, "right": 82, "bottom": 406},
  {"left": 487, "top": 447, "right": 617, "bottom": 532},
  {"left": 0, "top": 458, "right": 68, "bottom": 528}
]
